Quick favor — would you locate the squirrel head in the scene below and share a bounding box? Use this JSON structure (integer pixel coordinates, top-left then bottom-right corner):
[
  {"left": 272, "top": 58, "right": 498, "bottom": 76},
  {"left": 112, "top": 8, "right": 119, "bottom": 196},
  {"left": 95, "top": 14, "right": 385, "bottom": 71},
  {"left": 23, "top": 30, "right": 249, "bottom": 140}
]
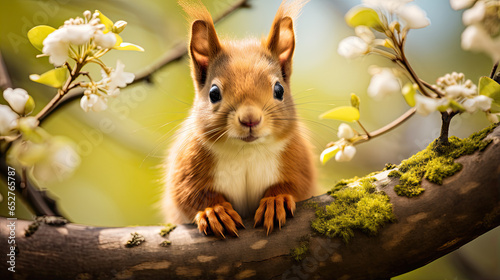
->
[{"left": 180, "top": 0, "right": 309, "bottom": 146}]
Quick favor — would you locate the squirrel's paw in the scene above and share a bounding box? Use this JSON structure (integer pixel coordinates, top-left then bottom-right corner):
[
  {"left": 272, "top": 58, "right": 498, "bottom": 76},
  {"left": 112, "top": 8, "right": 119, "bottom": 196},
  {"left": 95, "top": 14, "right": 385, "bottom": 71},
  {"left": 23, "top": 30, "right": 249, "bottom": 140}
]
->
[
  {"left": 254, "top": 194, "right": 296, "bottom": 235},
  {"left": 195, "top": 202, "right": 244, "bottom": 238}
]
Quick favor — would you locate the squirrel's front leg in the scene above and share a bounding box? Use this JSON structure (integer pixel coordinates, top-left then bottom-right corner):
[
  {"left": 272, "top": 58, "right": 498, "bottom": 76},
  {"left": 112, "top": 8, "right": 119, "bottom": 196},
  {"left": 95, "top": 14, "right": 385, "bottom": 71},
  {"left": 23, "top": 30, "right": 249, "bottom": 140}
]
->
[
  {"left": 179, "top": 189, "right": 244, "bottom": 238},
  {"left": 254, "top": 183, "right": 297, "bottom": 235},
  {"left": 195, "top": 200, "right": 244, "bottom": 238}
]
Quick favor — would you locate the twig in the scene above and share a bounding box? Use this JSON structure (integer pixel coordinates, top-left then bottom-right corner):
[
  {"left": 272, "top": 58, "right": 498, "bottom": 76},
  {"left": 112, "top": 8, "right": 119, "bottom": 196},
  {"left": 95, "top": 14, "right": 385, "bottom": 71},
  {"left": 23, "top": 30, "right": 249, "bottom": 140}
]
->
[
  {"left": 36, "top": 62, "right": 84, "bottom": 122},
  {"left": 38, "top": 0, "right": 251, "bottom": 123},
  {"left": 419, "top": 79, "right": 444, "bottom": 97},
  {"left": 0, "top": 51, "right": 13, "bottom": 90},
  {"left": 355, "top": 107, "right": 416, "bottom": 145},
  {"left": 490, "top": 60, "right": 499, "bottom": 79},
  {"left": 356, "top": 120, "right": 370, "bottom": 137}
]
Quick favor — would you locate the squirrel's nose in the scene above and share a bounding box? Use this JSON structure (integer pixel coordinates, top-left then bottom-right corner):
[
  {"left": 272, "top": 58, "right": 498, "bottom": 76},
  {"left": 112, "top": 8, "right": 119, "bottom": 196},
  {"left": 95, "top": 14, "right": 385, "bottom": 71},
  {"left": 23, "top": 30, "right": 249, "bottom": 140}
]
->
[{"left": 239, "top": 116, "right": 261, "bottom": 128}]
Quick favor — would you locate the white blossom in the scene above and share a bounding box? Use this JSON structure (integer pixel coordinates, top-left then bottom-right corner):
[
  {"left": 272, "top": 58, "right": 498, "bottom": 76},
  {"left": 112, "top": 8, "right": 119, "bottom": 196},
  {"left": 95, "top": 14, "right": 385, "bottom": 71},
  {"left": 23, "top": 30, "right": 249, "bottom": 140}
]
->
[
  {"left": 367, "top": 68, "right": 401, "bottom": 100},
  {"left": 80, "top": 93, "right": 108, "bottom": 112},
  {"left": 338, "top": 36, "right": 369, "bottom": 59},
  {"left": 445, "top": 84, "right": 476, "bottom": 98},
  {"left": 335, "top": 146, "right": 356, "bottom": 162},
  {"left": 3, "top": 88, "right": 29, "bottom": 114},
  {"left": 92, "top": 96, "right": 108, "bottom": 111},
  {"left": 363, "top": 0, "right": 412, "bottom": 13},
  {"left": 450, "top": 0, "right": 476, "bottom": 10},
  {"left": 43, "top": 24, "right": 100, "bottom": 66},
  {"left": 94, "top": 31, "right": 117, "bottom": 49},
  {"left": 415, "top": 94, "right": 441, "bottom": 116},
  {"left": 398, "top": 4, "right": 430, "bottom": 29},
  {"left": 432, "top": 72, "right": 492, "bottom": 114},
  {"left": 459, "top": 1, "right": 500, "bottom": 61},
  {"left": 355, "top": 26, "right": 375, "bottom": 43},
  {"left": 337, "top": 123, "right": 356, "bottom": 140},
  {"left": 63, "top": 24, "right": 96, "bottom": 45},
  {"left": 105, "top": 60, "right": 135, "bottom": 94},
  {"left": 462, "top": 24, "right": 500, "bottom": 61},
  {"left": 42, "top": 31, "right": 70, "bottom": 66},
  {"left": 41, "top": 11, "right": 121, "bottom": 66},
  {"left": 79, "top": 60, "right": 134, "bottom": 112},
  {"left": 462, "top": 1, "right": 485, "bottom": 25},
  {"left": 437, "top": 72, "right": 477, "bottom": 98},
  {"left": 364, "top": 0, "right": 431, "bottom": 30},
  {"left": 0, "top": 105, "right": 19, "bottom": 135},
  {"left": 462, "top": 95, "right": 492, "bottom": 113}
]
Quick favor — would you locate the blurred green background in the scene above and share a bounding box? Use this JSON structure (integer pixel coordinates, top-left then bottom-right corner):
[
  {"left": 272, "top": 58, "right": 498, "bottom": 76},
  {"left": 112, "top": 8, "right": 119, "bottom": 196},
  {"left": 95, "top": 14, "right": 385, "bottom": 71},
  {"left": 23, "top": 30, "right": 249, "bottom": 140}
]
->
[{"left": 0, "top": 0, "right": 498, "bottom": 278}]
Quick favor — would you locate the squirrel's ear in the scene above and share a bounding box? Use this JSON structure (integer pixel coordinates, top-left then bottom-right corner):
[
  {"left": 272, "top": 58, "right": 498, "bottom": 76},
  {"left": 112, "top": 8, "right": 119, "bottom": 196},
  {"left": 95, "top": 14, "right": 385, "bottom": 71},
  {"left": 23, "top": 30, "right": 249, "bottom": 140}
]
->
[
  {"left": 266, "top": 16, "right": 295, "bottom": 82},
  {"left": 190, "top": 19, "right": 222, "bottom": 87}
]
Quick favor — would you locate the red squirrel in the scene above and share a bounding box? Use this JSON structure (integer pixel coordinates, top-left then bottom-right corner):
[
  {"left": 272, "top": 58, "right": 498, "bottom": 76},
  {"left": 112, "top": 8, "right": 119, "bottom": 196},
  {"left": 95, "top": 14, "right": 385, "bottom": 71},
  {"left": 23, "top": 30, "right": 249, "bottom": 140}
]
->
[{"left": 163, "top": 0, "right": 316, "bottom": 237}]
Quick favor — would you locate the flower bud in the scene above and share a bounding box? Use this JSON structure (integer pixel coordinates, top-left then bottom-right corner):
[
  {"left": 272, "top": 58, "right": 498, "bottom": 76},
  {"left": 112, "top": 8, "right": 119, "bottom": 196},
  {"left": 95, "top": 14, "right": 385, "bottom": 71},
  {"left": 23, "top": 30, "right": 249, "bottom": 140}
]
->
[
  {"left": 450, "top": 0, "right": 476, "bottom": 10},
  {"left": 0, "top": 105, "right": 18, "bottom": 135},
  {"left": 337, "top": 123, "right": 356, "bottom": 140},
  {"left": 367, "top": 68, "right": 401, "bottom": 100},
  {"left": 83, "top": 10, "right": 92, "bottom": 20},
  {"left": 355, "top": 26, "right": 375, "bottom": 43},
  {"left": 3, "top": 88, "right": 32, "bottom": 115},
  {"left": 112, "top": 20, "right": 127, "bottom": 33},
  {"left": 335, "top": 146, "right": 356, "bottom": 162},
  {"left": 398, "top": 5, "right": 430, "bottom": 29},
  {"left": 338, "top": 36, "right": 369, "bottom": 59},
  {"left": 94, "top": 31, "right": 117, "bottom": 49},
  {"left": 415, "top": 95, "right": 440, "bottom": 116}
]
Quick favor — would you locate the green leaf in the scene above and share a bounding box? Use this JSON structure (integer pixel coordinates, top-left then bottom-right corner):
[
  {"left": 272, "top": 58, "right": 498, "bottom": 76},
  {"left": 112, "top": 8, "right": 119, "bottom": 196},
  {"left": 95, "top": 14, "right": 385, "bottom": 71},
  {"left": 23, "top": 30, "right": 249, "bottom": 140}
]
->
[
  {"left": 29, "top": 67, "right": 68, "bottom": 88},
  {"left": 27, "top": 25, "right": 56, "bottom": 52},
  {"left": 402, "top": 83, "right": 416, "bottom": 107},
  {"left": 350, "top": 93, "right": 360, "bottom": 110},
  {"left": 320, "top": 145, "right": 340, "bottom": 165},
  {"left": 479, "top": 76, "right": 500, "bottom": 104},
  {"left": 345, "top": 6, "right": 384, "bottom": 32},
  {"left": 114, "top": 42, "right": 145, "bottom": 52},
  {"left": 320, "top": 106, "right": 360, "bottom": 122},
  {"left": 97, "top": 10, "right": 114, "bottom": 32}
]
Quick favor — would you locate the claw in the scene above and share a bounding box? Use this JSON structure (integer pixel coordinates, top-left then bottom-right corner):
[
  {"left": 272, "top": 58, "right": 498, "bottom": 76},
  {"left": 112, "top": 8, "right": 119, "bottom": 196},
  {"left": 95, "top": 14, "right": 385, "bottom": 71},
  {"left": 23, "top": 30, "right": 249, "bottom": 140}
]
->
[
  {"left": 194, "top": 203, "right": 244, "bottom": 238},
  {"left": 254, "top": 194, "right": 295, "bottom": 235}
]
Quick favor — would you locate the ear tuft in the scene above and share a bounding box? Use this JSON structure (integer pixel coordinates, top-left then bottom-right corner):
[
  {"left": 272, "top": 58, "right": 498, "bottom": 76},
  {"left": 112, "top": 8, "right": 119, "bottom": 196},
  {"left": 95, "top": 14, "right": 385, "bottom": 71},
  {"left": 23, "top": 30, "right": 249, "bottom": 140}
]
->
[
  {"left": 266, "top": 0, "right": 309, "bottom": 82},
  {"left": 179, "top": 0, "right": 222, "bottom": 87}
]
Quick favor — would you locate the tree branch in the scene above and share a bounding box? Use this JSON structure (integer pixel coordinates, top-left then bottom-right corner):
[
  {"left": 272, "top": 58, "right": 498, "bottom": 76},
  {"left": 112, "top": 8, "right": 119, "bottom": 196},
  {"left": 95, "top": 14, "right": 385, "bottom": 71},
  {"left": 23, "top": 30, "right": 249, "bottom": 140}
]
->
[{"left": 2, "top": 126, "right": 499, "bottom": 279}]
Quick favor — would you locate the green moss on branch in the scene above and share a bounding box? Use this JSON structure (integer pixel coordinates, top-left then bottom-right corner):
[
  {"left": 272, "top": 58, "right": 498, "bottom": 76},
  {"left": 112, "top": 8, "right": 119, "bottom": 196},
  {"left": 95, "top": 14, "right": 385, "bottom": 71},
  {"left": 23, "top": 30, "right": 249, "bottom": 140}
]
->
[
  {"left": 312, "top": 178, "right": 395, "bottom": 243},
  {"left": 393, "top": 124, "right": 496, "bottom": 197}
]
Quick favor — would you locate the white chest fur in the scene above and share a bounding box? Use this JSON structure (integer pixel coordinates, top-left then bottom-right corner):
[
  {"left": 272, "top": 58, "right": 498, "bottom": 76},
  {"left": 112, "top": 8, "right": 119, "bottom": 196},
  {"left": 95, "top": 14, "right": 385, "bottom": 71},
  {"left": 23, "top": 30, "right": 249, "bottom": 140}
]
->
[{"left": 211, "top": 140, "right": 286, "bottom": 217}]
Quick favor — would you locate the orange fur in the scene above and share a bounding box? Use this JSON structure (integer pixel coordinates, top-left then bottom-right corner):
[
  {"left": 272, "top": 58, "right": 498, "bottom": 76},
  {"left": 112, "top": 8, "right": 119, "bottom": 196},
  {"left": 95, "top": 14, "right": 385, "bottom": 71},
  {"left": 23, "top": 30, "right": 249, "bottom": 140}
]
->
[{"left": 163, "top": 0, "right": 315, "bottom": 237}]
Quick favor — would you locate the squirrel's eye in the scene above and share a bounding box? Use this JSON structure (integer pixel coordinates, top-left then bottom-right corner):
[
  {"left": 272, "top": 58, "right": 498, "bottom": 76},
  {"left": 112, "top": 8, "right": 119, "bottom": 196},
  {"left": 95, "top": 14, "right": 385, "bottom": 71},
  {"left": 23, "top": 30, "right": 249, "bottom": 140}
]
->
[
  {"left": 209, "top": 84, "right": 222, "bottom": 103},
  {"left": 274, "top": 82, "right": 284, "bottom": 101}
]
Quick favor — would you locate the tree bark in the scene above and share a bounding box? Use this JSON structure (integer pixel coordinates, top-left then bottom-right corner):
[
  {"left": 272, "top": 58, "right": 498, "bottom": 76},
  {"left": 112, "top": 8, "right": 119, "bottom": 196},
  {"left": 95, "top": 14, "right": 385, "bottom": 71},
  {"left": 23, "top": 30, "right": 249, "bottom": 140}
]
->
[{"left": 1, "top": 126, "right": 500, "bottom": 280}]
